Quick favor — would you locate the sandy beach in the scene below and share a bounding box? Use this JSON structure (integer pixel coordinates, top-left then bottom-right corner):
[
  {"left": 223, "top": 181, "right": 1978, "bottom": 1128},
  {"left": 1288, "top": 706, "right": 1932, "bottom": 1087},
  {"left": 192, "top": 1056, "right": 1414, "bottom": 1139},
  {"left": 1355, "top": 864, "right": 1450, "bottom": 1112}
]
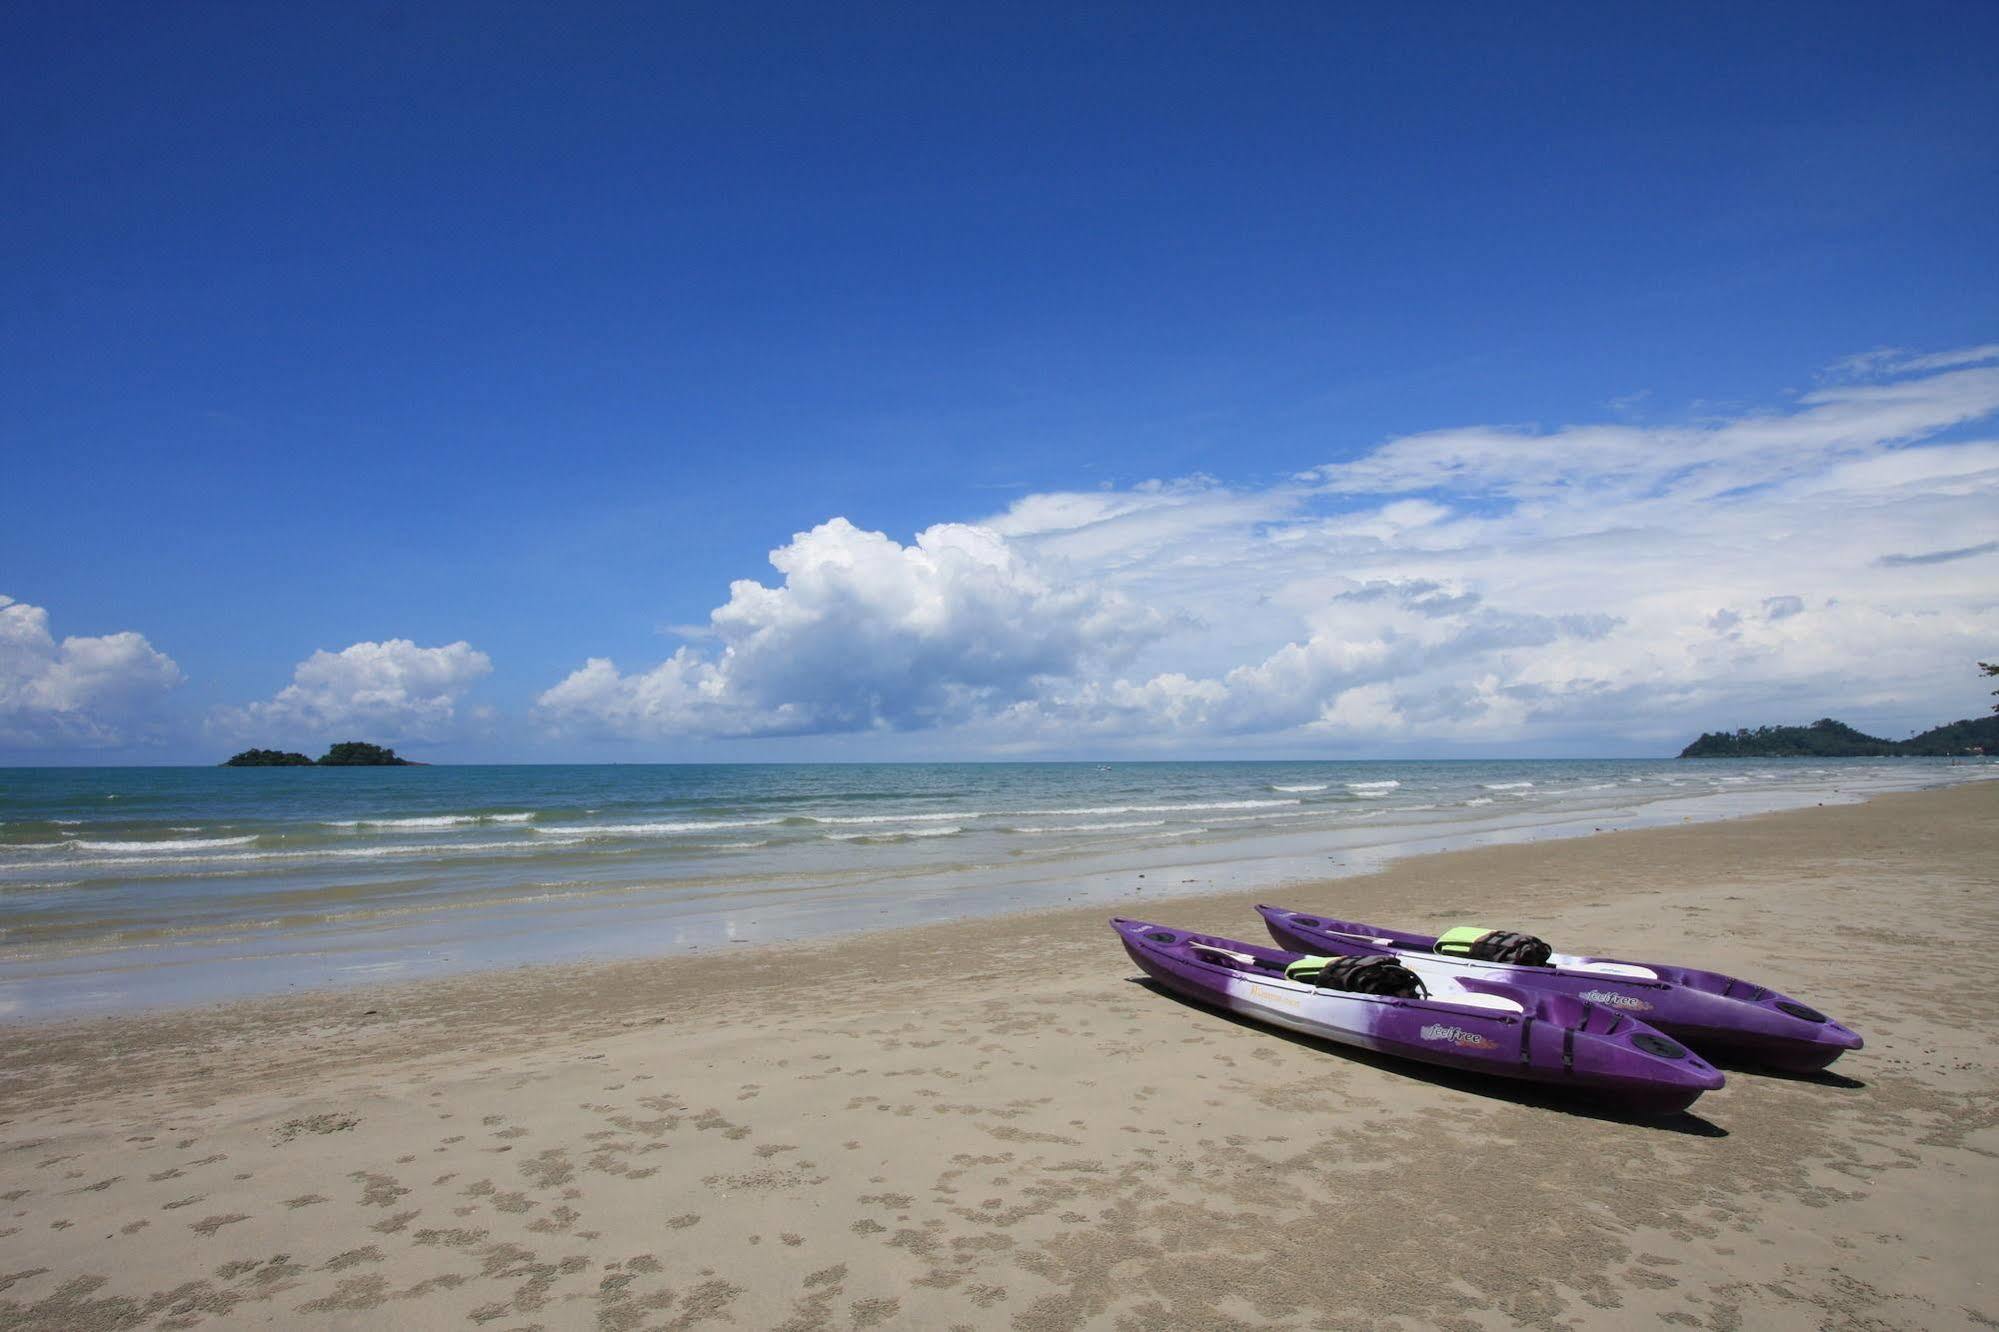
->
[{"left": 1, "top": 779, "right": 1993, "bottom": 1330}]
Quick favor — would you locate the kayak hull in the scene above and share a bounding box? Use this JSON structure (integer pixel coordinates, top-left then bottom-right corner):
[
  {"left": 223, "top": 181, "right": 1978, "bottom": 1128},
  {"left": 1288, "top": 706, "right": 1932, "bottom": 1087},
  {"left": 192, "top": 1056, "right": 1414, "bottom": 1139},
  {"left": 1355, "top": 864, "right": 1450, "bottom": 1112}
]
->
[
  {"left": 1258, "top": 905, "right": 1862, "bottom": 1074},
  {"left": 1113, "top": 917, "right": 1723, "bottom": 1114}
]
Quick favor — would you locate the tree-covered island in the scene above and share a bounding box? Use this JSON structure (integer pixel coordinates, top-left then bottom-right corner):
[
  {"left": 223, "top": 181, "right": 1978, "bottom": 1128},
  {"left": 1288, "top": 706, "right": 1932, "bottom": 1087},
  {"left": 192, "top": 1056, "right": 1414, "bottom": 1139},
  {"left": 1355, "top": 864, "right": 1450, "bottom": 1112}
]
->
[
  {"left": 221, "top": 748, "right": 316, "bottom": 766},
  {"left": 1680, "top": 715, "right": 1999, "bottom": 758},
  {"left": 222, "top": 741, "right": 420, "bottom": 767}
]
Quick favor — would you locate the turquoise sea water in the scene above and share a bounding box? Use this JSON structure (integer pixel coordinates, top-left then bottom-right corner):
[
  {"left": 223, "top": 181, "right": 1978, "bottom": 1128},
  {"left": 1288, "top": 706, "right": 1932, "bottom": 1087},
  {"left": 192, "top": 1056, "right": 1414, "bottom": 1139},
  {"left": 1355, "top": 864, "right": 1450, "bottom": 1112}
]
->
[{"left": 1, "top": 759, "right": 1989, "bottom": 1017}]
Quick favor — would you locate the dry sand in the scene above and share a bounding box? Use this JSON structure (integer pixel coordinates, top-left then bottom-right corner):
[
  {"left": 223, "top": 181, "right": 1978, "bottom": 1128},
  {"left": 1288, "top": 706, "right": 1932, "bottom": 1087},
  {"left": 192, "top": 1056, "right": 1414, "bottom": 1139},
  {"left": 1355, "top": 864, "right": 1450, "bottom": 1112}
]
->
[{"left": 1, "top": 780, "right": 1994, "bottom": 1331}]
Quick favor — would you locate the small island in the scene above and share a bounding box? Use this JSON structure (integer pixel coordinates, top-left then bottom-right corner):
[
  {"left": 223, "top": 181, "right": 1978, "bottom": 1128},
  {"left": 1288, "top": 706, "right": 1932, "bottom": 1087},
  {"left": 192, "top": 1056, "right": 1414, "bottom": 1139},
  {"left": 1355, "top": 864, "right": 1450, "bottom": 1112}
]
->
[
  {"left": 1680, "top": 714, "right": 1998, "bottom": 759},
  {"left": 223, "top": 741, "right": 419, "bottom": 767},
  {"left": 222, "top": 748, "right": 316, "bottom": 767}
]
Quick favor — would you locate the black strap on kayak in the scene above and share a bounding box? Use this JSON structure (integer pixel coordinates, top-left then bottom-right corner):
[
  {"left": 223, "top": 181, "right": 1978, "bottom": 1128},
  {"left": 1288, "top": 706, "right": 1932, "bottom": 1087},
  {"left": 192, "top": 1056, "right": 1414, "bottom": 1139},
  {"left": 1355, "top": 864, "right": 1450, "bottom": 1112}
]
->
[
  {"left": 1518, "top": 1015, "right": 1534, "bottom": 1067},
  {"left": 1562, "top": 1025, "right": 1575, "bottom": 1075}
]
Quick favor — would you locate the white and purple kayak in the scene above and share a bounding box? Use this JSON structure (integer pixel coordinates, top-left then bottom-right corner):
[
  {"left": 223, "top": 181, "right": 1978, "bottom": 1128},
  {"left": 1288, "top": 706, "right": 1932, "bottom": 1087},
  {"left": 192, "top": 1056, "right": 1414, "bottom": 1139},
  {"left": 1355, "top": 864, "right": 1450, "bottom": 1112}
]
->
[
  {"left": 1113, "top": 917, "right": 1724, "bottom": 1114},
  {"left": 1258, "top": 905, "right": 1862, "bottom": 1073}
]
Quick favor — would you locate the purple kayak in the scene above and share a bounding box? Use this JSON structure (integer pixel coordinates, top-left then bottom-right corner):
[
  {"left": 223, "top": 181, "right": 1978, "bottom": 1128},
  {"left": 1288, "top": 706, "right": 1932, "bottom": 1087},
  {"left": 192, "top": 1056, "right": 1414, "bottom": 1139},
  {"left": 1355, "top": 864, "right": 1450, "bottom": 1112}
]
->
[
  {"left": 1258, "top": 905, "right": 1862, "bottom": 1074},
  {"left": 1113, "top": 917, "right": 1724, "bottom": 1115}
]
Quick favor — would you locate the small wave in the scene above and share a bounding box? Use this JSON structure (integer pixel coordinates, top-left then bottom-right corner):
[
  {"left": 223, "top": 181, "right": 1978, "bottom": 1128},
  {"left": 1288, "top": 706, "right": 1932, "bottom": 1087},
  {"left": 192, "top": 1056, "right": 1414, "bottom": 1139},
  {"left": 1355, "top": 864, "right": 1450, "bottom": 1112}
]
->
[
  {"left": 1347, "top": 780, "right": 1401, "bottom": 791},
  {"left": 36, "top": 837, "right": 591, "bottom": 870},
  {"left": 1014, "top": 820, "right": 1166, "bottom": 834},
  {"left": 1482, "top": 782, "right": 1535, "bottom": 791},
  {"left": 1270, "top": 783, "right": 1328, "bottom": 793},
  {"left": 1465, "top": 797, "right": 1495, "bottom": 806},
  {"left": 535, "top": 818, "right": 783, "bottom": 837},
  {"left": 809, "top": 811, "right": 969, "bottom": 825},
  {"left": 75, "top": 836, "right": 258, "bottom": 852},
  {"left": 1011, "top": 799, "right": 1298, "bottom": 817},
  {"left": 1202, "top": 811, "right": 1316, "bottom": 824},
  {"left": 825, "top": 825, "right": 962, "bottom": 842},
  {"left": 698, "top": 839, "right": 771, "bottom": 850},
  {"left": 325, "top": 813, "right": 536, "bottom": 829}
]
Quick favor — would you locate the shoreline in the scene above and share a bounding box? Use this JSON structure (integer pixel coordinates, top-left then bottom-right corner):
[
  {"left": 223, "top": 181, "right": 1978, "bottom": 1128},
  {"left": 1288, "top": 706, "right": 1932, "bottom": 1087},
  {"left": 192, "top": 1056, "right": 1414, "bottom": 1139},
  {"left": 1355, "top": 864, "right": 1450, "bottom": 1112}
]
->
[
  {"left": 6, "top": 759, "right": 1987, "bottom": 1019},
  {"left": 1, "top": 782, "right": 1993, "bottom": 1329}
]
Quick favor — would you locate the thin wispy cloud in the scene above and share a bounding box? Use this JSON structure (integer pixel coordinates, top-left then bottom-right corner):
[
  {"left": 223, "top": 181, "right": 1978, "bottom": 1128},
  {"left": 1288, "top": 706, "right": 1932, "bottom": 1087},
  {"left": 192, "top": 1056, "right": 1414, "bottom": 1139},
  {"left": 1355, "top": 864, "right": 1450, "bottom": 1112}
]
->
[
  {"left": 1822, "top": 344, "right": 1999, "bottom": 382},
  {"left": 1875, "top": 540, "right": 1999, "bottom": 567}
]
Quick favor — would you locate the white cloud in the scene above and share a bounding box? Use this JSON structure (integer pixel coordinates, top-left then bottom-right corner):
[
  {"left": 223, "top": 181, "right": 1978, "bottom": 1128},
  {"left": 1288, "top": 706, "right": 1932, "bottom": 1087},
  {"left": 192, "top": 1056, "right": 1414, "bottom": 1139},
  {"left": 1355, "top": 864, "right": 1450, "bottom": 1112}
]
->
[
  {"left": 544, "top": 346, "right": 1999, "bottom": 750},
  {"left": 538, "top": 517, "right": 1164, "bottom": 738},
  {"left": 1824, "top": 344, "right": 1999, "bottom": 381},
  {"left": 0, "top": 595, "right": 183, "bottom": 747},
  {"left": 216, "top": 639, "right": 492, "bottom": 742}
]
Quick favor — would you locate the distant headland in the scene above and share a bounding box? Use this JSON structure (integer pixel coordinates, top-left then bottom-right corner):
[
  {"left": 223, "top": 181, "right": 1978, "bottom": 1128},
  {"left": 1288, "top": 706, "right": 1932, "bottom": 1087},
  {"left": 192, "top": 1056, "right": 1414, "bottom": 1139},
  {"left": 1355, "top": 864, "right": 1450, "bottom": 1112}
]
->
[
  {"left": 1680, "top": 715, "right": 1998, "bottom": 759},
  {"left": 222, "top": 742, "right": 422, "bottom": 767}
]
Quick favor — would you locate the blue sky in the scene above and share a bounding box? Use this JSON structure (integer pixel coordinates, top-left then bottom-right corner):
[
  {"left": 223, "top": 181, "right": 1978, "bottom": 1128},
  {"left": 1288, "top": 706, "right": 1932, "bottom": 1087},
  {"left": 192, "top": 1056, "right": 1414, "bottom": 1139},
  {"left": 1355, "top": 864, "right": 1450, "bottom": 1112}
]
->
[{"left": 4, "top": 3, "right": 1996, "bottom": 762}]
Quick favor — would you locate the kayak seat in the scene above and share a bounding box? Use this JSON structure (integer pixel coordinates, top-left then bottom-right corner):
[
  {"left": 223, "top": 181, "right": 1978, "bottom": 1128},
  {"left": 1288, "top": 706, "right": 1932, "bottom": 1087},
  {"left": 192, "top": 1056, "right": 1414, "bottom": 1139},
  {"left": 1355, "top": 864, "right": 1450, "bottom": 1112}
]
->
[
  {"left": 1436, "top": 926, "right": 1553, "bottom": 967},
  {"left": 1284, "top": 954, "right": 1427, "bottom": 999}
]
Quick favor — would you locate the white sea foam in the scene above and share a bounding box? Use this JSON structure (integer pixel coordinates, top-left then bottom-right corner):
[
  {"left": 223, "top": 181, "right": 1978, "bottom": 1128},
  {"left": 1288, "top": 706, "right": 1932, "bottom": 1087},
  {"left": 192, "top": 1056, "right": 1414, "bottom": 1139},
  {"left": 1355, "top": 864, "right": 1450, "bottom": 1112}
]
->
[
  {"left": 1347, "top": 780, "right": 1401, "bottom": 791},
  {"left": 325, "top": 812, "right": 538, "bottom": 829},
  {"left": 1201, "top": 811, "right": 1316, "bottom": 824},
  {"left": 825, "top": 826, "right": 962, "bottom": 841},
  {"left": 34, "top": 837, "right": 591, "bottom": 871},
  {"left": 1014, "top": 820, "right": 1166, "bottom": 834},
  {"left": 1270, "top": 783, "right": 1328, "bottom": 793},
  {"left": 1009, "top": 799, "right": 1298, "bottom": 817},
  {"left": 1482, "top": 782, "right": 1535, "bottom": 791},
  {"left": 809, "top": 811, "right": 968, "bottom": 825},
  {"left": 535, "top": 818, "right": 783, "bottom": 837},
  {"left": 1465, "top": 797, "right": 1495, "bottom": 806},
  {"left": 76, "top": 836, "right": 258, "bottom": 852}
]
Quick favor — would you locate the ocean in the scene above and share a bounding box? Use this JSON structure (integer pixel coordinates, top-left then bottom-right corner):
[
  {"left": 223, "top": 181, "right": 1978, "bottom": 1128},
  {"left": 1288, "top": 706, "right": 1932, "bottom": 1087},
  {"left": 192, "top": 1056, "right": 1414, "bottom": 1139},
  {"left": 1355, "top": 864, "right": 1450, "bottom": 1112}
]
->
[{"left": 2, "top": 758, "right": 1989, "bottom": 1017}]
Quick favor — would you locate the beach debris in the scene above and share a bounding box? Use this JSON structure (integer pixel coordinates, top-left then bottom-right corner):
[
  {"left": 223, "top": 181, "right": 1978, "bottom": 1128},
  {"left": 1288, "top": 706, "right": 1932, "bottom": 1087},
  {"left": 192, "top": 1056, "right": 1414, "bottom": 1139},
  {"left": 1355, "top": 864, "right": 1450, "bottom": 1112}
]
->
[{"left": 277, "top": 1113, "right": 361, "bottom": 1142}]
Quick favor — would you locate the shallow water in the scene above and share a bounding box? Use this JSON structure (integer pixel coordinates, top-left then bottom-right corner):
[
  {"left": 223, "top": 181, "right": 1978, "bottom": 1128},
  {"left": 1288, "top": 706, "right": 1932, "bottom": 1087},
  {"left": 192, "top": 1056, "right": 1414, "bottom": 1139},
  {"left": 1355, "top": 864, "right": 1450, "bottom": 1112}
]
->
[{"left": 2, "top": 758, "right": 1990, "bottom": 1016}]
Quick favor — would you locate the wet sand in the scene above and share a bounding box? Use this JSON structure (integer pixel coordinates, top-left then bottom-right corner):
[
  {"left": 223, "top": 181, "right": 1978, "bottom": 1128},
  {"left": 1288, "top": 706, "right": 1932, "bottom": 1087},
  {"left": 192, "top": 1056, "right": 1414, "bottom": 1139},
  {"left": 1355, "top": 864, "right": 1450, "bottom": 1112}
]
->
[{"left": 1, "top": 780, "right": 1993, "bottom": 1330}]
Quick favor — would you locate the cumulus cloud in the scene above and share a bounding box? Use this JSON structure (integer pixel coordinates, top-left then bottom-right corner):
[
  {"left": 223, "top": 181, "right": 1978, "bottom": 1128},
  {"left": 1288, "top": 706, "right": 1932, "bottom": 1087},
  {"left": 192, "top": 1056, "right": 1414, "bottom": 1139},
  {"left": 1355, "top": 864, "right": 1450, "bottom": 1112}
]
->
[
  {"left": 544, "top": 345, "right": 1999, "bottom": 749},
  {"left": 0, "top": 595, "right": 183, "bottom": 747},
  {"left": 216, "top": 639, "right": 493, "bottom": 742},
  {"left": 538, "top": 518, "right": 1164, "bottom": 738}
]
